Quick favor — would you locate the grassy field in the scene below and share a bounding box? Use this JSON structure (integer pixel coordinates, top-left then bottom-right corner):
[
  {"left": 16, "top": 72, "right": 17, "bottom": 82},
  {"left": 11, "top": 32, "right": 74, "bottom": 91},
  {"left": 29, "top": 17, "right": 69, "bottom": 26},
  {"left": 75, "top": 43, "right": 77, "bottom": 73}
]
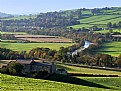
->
[
  {"left": 1, "top": 73, "right": 121, "bottom": 91},
  {"left": 95, "top": 29, "right": 121, "bottom": 33},
  {"left": 99, "top": 42, "right": 121, "bottom": 57},
  {"left": 0, "top": 42, "right": 75, "bottom": 52},
  {"left": 0, "top": 31, "right": 27, "bottom": 34},
  {"left": 0, "top": 15, "right": 37, "bottom": 20},
  {"left": 70, "top": 14, "right": 121, "bottom": 29},
  {"left": 78, "top": 77, "right": 121, "bottom": 90},
  {"left": 79, "top": 15, "right": 121, "bottom": 24},
  {"left": 56, "top": 64, "right": 121, "bottom": 76}
]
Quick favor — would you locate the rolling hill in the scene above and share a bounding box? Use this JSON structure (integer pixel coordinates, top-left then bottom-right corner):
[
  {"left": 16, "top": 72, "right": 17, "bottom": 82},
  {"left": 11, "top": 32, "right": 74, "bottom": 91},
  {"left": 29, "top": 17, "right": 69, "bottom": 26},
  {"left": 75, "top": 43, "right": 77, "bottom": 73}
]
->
[
  {"left": 1, "top": 7, "right": 121, "bottom": 29},
  {"left": 1, "top": 70, "right": 121, "bottom": 91},
  {"left": 70, "top": 7, "right": 121, "bottom": 29},
  {"left": 0, "top": 12, "right": 14, "bottom": 18}
]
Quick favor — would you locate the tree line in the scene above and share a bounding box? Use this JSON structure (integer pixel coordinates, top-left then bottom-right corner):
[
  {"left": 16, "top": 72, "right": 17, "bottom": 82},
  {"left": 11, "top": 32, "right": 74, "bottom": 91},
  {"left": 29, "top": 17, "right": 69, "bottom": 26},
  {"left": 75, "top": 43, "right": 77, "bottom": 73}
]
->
[
  {"left": 1, "top": 7, "right": 120, "bottom": 33},
  {"left": 107, "top": 21, "right": 121, "bottom": 29},
  {"left": 0, "top": 41, "right": 121, "bottom": 68}
]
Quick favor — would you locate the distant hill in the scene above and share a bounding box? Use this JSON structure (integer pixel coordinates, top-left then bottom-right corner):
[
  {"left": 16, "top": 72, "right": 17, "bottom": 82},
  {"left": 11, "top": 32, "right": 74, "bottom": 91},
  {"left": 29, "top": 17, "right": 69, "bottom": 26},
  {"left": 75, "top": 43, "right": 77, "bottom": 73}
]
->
[
  {"left": 70, "top": 7, "right": 121, "bottom": 29},
  {"left": 0, "top": 12, "right": 14, "bottom": 18},
  {"left": 0, "top": 7, "right": 121, "bottom": 30}
]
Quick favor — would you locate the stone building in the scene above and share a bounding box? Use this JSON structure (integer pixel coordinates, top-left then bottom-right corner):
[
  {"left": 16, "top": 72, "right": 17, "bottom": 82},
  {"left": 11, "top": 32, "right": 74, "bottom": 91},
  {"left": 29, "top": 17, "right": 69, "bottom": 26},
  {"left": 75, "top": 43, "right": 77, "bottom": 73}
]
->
[{"left": 6, "top": 59, "right": 56, "bottom": 74}]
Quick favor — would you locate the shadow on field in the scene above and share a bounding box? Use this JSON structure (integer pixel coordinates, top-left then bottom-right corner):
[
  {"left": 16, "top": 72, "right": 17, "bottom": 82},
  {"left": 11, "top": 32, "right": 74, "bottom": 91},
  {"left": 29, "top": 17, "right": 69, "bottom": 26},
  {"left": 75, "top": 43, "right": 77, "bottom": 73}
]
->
[
  {"left": 46, "top": 74, "right": 110, "bottom": 89},
  {"left": 56, "top": 64, "right": 74, "bottom": 71}
]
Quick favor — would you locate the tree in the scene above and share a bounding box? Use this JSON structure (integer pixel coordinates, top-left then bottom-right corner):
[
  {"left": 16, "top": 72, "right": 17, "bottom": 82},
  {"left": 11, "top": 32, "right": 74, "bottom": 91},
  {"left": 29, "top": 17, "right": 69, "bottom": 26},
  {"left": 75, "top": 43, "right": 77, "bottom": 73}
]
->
[
  {"left": 77, "top": 9, "right": 82, "bottom": 19},
  {"left": 118, "top": 21, "right": 121, "bottom": 31},
  {"left": 8, "top": 62, "right": 24, "bottom": 75},
  {"left": 112, "top": 23, "right": 117, "bottom": 28},
  {"left": 91, "top": 8, "right": 100, "bottom": 15},
  {"left": 109, "top": 28, "right": 113, "bottom": 33},
  {"left": 117, "top": 54, "right": 121, "bottom": 68},
  {"left": 107, "top": 22, "right": 112, "bottom": 29},
  {"left": 118, "top": 21, "right": 121, "bottom": 28}
]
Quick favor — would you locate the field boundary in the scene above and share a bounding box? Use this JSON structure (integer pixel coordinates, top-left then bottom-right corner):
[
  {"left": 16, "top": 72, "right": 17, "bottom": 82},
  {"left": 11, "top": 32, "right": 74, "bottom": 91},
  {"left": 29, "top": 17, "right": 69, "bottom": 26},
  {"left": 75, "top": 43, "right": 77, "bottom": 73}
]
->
[
  {"left": 56, "top": 62, "right": 121, "bottom": 72},
  {"left": 68, "top": 72, "right": 119, "bottom": 77}
]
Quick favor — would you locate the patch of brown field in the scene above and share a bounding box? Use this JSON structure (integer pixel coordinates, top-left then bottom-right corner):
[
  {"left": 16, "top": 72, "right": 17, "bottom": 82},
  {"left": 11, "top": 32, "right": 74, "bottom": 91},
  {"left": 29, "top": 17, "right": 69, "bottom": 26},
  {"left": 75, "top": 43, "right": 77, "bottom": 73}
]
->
[
  {"left": 17, "top": 38, "right": 72, "bottom": 43},
  {"left": 14, "top": 34, "right": 58, "bottom": 38}
]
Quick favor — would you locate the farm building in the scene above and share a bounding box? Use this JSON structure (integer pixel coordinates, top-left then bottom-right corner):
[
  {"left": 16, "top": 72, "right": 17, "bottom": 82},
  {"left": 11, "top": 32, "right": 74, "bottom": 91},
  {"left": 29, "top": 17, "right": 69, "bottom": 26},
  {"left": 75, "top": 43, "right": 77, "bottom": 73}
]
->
[
  {"left": 2, "top": 59, "right": 56, "bottom": 74},
  {"left": 111, "top": 35, "right": 121, "bottom": 41}
]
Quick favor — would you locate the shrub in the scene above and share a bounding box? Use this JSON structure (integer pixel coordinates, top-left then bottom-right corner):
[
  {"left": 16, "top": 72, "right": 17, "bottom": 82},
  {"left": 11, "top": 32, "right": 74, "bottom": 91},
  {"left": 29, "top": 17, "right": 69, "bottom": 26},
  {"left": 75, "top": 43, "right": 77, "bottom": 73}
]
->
[
  {"left": 31, "top": 71, "right": 48, "bottom": 78},
  {"left": 0, "top": 62, "right": 24, "bottom": 76}
]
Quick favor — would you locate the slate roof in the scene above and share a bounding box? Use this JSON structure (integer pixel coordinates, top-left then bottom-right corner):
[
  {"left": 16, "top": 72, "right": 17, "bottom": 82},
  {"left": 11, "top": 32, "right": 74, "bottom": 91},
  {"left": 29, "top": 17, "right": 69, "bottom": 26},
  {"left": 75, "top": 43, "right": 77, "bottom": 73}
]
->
[
  {"left": 33, "top": 62, "right": 52, "bottom": 66},
  {"left": 15, "top": 59, "right": 52, "bottom": 66},
  {"left": 15, "top": 60, "right": 33, "bottom": 64}
]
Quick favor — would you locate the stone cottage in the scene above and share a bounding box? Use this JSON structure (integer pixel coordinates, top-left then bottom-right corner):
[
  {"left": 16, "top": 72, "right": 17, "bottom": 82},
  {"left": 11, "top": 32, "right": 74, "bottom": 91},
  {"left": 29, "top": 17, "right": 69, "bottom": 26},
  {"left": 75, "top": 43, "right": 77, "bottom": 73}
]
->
[{"left": 7, "top": 59, "right": 56, "bottom": 74}]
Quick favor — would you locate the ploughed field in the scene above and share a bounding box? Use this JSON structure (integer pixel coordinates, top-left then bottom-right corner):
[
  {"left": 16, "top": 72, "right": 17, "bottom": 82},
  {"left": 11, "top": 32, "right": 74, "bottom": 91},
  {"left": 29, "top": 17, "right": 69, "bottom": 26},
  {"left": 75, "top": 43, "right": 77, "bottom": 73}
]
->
[
  {"left": 17, "top": 38, "right": 72, "bottom": 43},
  {"left": 14, "top": 34, "right": 73, "bottom": 43},
  {"left": 0, "top": 34, "right": 74, "bottom": 52}
]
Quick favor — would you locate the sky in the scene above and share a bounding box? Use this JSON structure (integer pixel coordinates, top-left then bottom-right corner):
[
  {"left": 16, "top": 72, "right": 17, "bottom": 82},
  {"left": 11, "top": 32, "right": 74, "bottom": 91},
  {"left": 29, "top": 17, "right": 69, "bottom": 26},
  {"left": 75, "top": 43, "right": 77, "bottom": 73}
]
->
[{"left": 0, "top": 0, "right": 121, "bottom": 14}]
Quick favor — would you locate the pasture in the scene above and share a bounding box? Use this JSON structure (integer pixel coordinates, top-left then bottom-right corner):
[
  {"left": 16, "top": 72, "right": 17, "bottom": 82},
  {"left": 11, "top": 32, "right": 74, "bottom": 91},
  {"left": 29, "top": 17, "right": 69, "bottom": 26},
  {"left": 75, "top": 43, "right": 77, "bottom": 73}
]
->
[
  {"left": 1, "top": 73, "right": 121, "bottom": 91},
  {"left": 56, "top": 64, "right": 121, "bottom": 76},
  {"left": 0, "top": 31, "right": 27, "bottom": 34},
  {"left": 78, "top": 77, "right": 121, "bottom": 90},
  {"left": 0, "top": 42, "right": 75, "bottom": 52},
  {"left": 70, "top": 15, "right": 121, "bottom": 29},
  {"left": 79, "top": 15, "right": 121, "bottom": 24},
  {"left": 95, "top": 29, "right": 121, "bottom": 33},
  {"left": 0, "top": 15, "right": 37, "bottom": 20},
  {"left": 99, "top": 42, "right": 121, "bottom": 57}
]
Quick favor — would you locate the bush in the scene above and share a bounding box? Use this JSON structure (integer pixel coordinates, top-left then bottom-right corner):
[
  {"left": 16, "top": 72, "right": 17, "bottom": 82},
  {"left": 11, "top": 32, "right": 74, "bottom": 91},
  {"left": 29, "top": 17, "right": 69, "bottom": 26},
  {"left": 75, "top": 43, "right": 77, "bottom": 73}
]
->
[
  {"left": 0, "top": 68, "right": 9, "bottom": 74},
  {"left": 31, "top": 71, "right": 48, "bottom": 78},
  {"left": 0, "top": 62, "right": 24, "bottom": 76},
  {"left": 8, "top": 62, "right": 24, "bottom": 75}
]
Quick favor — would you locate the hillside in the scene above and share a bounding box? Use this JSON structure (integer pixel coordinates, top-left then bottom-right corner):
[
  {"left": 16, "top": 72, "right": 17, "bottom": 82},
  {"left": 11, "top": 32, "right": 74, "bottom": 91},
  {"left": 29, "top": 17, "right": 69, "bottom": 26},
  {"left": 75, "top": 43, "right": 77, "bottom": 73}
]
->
[
  {"left": 0, "top": 12, "right": 14, "bottom": 18},
  {"left": 0, "top": 68, "right": 121, "bottom": 91},
  {"left": 1, "top": 15, "right": 37, "bottom": 20},
  {"left": 99, "top": 42, "right": 121, "bottom": 57},
  {"left": 1, "top": 73, "right": 121, "bottom": 91},
  {"left": 70, "top": 7, "right": 121, "bottom": 29},
  {"left": 0, "top": 7, "right": 121, "bottom": 33}
]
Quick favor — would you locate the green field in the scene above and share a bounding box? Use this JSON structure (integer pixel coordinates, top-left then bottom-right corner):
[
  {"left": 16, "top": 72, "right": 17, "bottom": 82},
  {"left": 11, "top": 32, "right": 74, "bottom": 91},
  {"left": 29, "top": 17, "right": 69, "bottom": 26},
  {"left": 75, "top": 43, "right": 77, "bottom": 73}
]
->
[
  {"left": 1, "top": 61, "right": 121, "bottom": 91},
  {"left": 95, "top": 29, "right": 121, "bottom": 33},
  {"left": 0, "top": 42, "right": 75, "bottom": 52},
  {"left": 79, "top": 15, "right": 121, "bottom": 24},
  {"left": 1, "top": 73, "right": 121, "bottom": 91},
  {"left": 99, "top": 42, "right": 121, "bottom": 57},
  {"left": 70, "top": 15, "right": 121, "bottom": 29},
  {"left": 57, "top": 64, "right": 121, "bottom": 76},
  {"left": 78, "top": 77, "right": 121, "bottom": 90},
  {"left": 0, "top": 15, "right": 37, "bottom": 20},
  {"left": 0, "top": 31, "right": 27, "bottom": 34}
]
